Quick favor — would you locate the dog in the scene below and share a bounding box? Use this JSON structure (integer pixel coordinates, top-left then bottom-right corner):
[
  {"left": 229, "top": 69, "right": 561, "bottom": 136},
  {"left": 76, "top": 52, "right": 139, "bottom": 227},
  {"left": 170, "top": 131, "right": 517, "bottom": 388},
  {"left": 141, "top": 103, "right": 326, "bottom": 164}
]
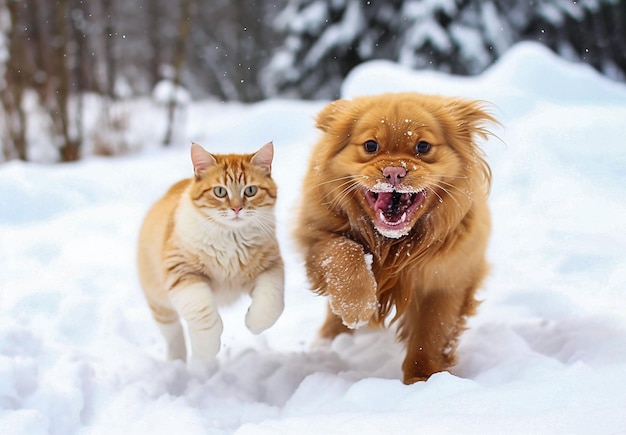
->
[{"left": 294, "top": 92, "right": 497, "bottom": 384}]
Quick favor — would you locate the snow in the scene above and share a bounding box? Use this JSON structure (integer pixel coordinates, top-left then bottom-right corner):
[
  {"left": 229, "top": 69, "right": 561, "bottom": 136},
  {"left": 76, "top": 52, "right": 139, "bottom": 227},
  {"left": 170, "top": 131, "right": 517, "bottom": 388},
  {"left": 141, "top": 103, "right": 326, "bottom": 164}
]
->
[
  {"left": 152, "top": 80, "right": 192, "bottom": 105},
  {"left": 2, "top": 42, "right": 626, "bottom": 433}
]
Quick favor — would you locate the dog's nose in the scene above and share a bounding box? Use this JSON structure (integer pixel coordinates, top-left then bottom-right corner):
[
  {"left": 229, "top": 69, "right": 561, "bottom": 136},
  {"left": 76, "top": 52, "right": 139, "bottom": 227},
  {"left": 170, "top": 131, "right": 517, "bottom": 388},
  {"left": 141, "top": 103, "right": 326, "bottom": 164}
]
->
[{"left": 383, "top": 166, "right": 406, "bottom": 185}]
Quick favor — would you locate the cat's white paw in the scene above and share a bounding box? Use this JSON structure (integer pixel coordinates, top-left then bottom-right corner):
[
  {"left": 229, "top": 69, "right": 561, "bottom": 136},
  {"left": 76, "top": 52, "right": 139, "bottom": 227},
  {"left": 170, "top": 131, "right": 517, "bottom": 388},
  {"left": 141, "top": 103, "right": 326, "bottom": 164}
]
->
[
  {"left": 245, "top": 299, "right": 283, "bottom": 334},
  {"left": 170, "top": 282, "right": 223, "bottom": 360},
  {"left": 187, "top": 321, "right": 223, "bottom": 361},
  {"left": 246, "top": 270, "right": 284, "bottom": 334},
  {"left": 157, "top": 321, "right": 187, "bottom": 361}
]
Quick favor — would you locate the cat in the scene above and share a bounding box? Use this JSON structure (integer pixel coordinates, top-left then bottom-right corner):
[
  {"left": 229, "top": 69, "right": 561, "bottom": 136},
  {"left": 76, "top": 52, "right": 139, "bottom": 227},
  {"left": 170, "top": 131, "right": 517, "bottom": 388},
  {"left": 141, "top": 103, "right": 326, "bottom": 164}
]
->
[{"left": 137, "top": 141, "right": 285, "bottom": 362}]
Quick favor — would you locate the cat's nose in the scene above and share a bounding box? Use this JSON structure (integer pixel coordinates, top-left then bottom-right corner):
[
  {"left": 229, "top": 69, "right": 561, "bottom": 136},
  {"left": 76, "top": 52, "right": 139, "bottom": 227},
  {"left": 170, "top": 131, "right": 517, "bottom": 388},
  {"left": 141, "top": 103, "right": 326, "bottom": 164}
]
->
[
  {"left": 382, "top": 166, "right": 406, "bottom": 185},
  {"left": 231, "top": 206, "right": 242, "bottom": 215}
]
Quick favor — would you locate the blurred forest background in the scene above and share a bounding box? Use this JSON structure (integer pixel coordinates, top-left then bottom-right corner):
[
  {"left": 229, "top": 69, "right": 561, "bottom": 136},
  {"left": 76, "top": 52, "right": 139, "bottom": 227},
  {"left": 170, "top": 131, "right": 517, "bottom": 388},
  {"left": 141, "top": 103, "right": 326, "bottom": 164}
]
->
[{"left": 1, "top": 0, "right": 625, "bottom": 162}]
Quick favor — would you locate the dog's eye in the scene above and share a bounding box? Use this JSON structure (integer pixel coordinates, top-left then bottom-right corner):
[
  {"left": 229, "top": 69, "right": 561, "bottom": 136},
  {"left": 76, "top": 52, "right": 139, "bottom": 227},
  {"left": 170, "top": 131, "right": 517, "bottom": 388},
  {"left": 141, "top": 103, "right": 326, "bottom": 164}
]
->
[
  {"left": 364, "top": 140, "right": 379, "bottom": 153},
  {"left": 416, "top": 141, "right": 431, "bottom": 154}
]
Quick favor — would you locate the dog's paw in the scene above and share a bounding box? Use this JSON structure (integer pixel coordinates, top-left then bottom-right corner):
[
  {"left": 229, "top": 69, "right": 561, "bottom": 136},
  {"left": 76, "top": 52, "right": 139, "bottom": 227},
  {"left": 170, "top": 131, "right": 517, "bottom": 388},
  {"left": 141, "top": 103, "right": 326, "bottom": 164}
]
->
[{"left": 329, "top": 292, "right": 378, "bottom": 329}]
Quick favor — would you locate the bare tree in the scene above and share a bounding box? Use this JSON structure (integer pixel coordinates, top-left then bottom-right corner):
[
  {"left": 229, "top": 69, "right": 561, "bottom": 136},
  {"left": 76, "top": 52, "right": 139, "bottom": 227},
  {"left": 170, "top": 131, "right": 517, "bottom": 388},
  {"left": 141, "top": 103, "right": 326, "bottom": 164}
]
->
[
  {"left": 8, "top": 0, "right": 83, "bottom": 161},
  {"left": 163, "top": 0, "right": 194, "bottom": 146},
  {"left": 1, "top": 0, "right": 29, "bottom": 161},
  {"left": 50, "top": 0, "right": 81, "bottom": 161},
  {"left": 187, "top": 0, "right": 286, "bottom": 102}
]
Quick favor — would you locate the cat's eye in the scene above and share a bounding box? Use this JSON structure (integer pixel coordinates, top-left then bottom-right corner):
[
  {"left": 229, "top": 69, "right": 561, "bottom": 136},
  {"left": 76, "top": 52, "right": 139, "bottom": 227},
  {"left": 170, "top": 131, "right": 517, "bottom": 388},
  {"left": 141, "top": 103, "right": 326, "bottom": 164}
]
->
[
  {"left": 416, "top": 141, "right": 431, "bottom": 154},
  {"left": 364, "top": 140, "right": 379, "bottom": 153},
  {"left": 244, "top": 185, "right": 258, "bottom": 197},
  {"left": 213, "top": 186, "right": 228, "bottom": 198}
]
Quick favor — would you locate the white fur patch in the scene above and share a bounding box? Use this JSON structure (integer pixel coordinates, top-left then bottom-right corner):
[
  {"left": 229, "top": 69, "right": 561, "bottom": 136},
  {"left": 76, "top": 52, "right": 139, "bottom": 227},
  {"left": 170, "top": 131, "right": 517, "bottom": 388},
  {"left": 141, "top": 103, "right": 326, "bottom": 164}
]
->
[
  {"left": 175, "top": 192, "right": 276, "bottom": 292},
  {"left": 245, "top": 268, "right": 285, "bottom": 334},
  {"left": 157, "top": 320, "right": 187, "bottom": 361},
  {"left": 169, "top": 282, "right": 224, "bottom": 361}
]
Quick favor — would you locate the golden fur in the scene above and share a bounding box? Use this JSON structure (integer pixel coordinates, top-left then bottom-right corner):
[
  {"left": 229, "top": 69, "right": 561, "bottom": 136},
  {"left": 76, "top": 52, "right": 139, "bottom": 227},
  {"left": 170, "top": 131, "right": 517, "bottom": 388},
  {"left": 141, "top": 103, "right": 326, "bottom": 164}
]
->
[{"left": 294, "top": 92, "right": 497, "bottom": 384}]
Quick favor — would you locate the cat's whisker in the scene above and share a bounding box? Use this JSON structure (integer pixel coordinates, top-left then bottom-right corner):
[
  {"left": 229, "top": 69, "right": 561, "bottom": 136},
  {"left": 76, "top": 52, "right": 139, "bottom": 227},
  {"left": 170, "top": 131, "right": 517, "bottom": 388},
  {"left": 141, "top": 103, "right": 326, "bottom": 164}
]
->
[
  {"left": 253, "top": 218, "right": 276, "bottom": 239},
  {"left": 253, "top": 211, "right": 279, "bottom": 235}
]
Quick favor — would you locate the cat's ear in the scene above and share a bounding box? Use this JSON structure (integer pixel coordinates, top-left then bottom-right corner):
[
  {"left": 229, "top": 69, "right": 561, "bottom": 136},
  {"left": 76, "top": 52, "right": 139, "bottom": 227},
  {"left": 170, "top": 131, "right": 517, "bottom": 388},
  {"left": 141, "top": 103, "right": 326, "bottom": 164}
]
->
[
  {"left": 251, "top": 141, "right": 274, "bottom": 174},
  {"left": 191, "top": 142, "right": 217, "bottom": 179}
]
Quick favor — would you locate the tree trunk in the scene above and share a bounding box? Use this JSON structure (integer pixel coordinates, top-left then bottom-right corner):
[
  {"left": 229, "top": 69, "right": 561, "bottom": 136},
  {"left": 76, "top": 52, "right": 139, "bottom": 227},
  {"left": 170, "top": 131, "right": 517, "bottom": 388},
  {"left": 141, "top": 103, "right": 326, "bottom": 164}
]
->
[
  {"left": 163, "top": 0, "right": 194, "bottom": 146},
  {"left": 1, "top": 0, "right": 29, "bottom": 161},
  {"left": 52, "top": 0, "right": 80, "bottom": 161}
]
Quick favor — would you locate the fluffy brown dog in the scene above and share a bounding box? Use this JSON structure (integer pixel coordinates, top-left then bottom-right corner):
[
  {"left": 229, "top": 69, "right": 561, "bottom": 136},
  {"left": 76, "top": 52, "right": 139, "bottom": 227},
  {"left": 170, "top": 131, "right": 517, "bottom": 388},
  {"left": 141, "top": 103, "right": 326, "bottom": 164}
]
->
[{"left": 294, "top": 92, "right": 497, "bottom": 384}]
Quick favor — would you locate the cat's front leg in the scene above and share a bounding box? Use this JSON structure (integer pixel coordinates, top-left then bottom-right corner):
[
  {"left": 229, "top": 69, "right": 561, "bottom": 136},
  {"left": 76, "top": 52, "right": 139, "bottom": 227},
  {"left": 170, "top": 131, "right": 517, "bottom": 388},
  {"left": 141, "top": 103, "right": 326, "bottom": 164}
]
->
[
  {"left": 157, "top": 320, "right": 187, "bottom": 361},
  {"left": 169, "top": 281, "right": 223, "bottom": 360},
  {"left": 245, "top": 266, "right": 285, "bottom": 334}
]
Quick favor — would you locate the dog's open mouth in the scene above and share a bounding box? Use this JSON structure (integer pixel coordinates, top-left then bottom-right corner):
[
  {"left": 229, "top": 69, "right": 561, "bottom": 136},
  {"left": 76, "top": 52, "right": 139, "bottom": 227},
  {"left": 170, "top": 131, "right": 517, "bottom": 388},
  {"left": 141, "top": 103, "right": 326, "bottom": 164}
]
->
[{"left": 365, "top": 188, "right": 426, "bottom": 238}]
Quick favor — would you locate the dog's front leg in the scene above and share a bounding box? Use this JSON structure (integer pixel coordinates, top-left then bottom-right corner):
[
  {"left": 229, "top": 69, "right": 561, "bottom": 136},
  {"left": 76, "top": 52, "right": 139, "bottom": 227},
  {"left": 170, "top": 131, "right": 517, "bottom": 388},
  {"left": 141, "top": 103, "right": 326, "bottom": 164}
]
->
[
  {"left": 399, "top": 286, "right": 479, "bottom": 384},
  {"left": 306, "top": 236, "right": 378, "bottom": 329}
]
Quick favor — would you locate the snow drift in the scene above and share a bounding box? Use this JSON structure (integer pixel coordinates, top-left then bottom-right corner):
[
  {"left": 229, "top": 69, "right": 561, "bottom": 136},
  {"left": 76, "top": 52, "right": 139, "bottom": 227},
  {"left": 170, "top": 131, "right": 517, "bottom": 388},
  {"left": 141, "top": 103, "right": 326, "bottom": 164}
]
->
[{"left": 1, "top": 42, "right": 626, "bottom": 434}]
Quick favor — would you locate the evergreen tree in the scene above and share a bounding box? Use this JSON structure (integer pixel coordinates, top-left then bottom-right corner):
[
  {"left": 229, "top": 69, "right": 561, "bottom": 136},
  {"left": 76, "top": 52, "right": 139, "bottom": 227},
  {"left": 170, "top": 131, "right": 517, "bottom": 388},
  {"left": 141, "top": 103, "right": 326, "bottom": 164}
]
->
[
  {"left": 264, "top": 0, "right": 626, "bottom": 99},
  {"left": 263, "top": 0, "right": 401, "bottom": 99}
]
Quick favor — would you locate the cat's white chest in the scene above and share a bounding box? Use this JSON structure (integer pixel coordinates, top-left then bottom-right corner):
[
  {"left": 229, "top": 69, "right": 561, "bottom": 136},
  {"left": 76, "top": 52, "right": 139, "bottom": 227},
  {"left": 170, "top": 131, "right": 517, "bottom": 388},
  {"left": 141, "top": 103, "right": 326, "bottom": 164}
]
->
[
  {"left": 200, "top": 230, "right": 252, "bottom": 273},
  {"left": 174, "top": 195, "right": 261, "bottom": 293}
]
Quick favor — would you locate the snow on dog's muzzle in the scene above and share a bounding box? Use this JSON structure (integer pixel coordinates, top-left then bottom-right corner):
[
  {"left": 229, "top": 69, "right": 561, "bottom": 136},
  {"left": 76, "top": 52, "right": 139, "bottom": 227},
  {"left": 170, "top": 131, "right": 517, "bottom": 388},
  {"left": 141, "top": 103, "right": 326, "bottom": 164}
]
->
[{"left": 365, "top": 187, "right": 426, "bottom": 237}]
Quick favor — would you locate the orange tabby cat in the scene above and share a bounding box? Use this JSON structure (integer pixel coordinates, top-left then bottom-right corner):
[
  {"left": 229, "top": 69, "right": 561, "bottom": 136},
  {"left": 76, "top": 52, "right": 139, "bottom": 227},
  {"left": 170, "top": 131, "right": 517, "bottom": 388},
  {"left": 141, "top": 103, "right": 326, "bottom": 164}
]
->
[{"left": 137, "top": 142, "right": 285, "bottom": 362}]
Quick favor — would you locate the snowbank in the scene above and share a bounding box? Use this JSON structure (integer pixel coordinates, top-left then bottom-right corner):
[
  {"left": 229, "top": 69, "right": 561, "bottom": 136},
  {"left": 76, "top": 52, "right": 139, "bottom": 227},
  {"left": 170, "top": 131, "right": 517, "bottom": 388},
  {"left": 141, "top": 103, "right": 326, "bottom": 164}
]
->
[{"left": 1, "top": 42, "right": 626, "bottom": 434}]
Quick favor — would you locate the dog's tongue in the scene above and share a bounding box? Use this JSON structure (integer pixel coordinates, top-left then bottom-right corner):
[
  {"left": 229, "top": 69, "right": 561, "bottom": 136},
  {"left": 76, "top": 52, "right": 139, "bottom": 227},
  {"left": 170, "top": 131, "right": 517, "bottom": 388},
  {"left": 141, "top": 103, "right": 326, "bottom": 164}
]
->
[
  {"left": 374, "top": 192, "right": 394, "bottom": 211},
  {"left": 367, "top": 188, "right": 426, "bottom": 238}
]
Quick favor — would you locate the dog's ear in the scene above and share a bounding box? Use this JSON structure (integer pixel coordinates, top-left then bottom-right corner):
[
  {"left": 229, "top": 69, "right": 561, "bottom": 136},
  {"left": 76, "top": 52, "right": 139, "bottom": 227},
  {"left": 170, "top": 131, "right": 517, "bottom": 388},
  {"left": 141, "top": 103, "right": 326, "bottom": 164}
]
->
[
  {"left": 444, "top": 99, "right": 499, "bottom": 141},
  {"left": 316, "top": 99, "right": 351, "bottom": 132},
  {"left": 444, "top": 98, "right": 498, "bottom": 192}
]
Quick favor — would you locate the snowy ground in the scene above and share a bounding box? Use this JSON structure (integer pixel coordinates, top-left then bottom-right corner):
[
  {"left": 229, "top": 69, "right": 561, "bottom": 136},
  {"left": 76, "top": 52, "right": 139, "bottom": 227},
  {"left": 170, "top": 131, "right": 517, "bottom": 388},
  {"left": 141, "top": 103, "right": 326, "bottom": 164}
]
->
[{"left": 1, "top": 42, "right": 626, "bottom": 434}]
